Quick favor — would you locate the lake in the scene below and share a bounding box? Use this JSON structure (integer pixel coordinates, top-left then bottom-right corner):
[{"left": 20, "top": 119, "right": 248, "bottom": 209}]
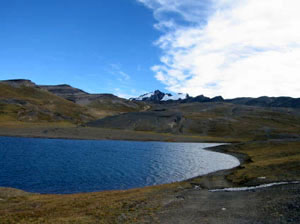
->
[{"left": 0, "top": 136, "right": 240, "bottom": 194}]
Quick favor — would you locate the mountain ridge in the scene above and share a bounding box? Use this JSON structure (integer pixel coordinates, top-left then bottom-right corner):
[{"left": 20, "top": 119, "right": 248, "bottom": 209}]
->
[
  {"left": 132, "top": 89, "right": 300, "bottom": 109},
  {"left": 1, "top": 79, "right": 299, "bottom": 109},
  {"left": 0, "top": 79, "right": 148, "bottom": 124}
]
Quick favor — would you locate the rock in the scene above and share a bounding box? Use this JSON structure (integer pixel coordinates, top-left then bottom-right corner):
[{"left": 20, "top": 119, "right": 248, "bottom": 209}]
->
[{"left": 0, "top": 79, "right": 36, "bottom": 88}]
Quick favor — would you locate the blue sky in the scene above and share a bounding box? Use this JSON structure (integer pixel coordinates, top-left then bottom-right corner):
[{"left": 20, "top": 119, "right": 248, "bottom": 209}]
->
[
  {"left": 0, "top": 0, "right": 165, "bottom": 97},
  {"left": 1, "top": 0, "right": 300, "bottom": 98}
]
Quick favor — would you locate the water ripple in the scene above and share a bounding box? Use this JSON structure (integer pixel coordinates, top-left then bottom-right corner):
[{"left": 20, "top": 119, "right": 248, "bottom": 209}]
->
[{"left": 0, "top": 137, "right": 240, "bottom": 194}]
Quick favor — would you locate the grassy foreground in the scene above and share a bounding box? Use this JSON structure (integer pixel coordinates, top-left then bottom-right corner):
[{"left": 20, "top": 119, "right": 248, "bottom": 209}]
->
[
  {"left": 0, "top": 139, "right": 299, "bottom": 223},
  {"left": 226, "top": 140, "right": 300, "bottom": 185}
]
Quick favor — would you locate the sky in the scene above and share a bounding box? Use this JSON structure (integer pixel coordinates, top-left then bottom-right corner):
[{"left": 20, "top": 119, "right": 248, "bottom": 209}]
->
[{"left": 1, "top": 0, "right": 300, "bottom": 98}]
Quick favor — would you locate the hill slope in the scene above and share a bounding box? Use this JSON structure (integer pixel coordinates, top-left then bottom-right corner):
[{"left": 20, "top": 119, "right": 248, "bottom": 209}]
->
[
  {"left": 40, "top": 84, "right": 149, "bottom": 118},
  {"left": 0, "top": 79, "right": 150, "bottom": 125},
  {"left": 0, "top": 82, "right": 94, "bottom": 125},
  {"left": 87, "top": 102, "right": 300, "bottom": 140}
]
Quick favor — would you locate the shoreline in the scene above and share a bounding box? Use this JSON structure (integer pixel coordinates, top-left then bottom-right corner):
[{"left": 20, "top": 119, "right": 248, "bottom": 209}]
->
[
  {"left": 0, "top": 134, "right": 237, "bottom": 143},
  {"left": 0, "top": 126, "right": 246, "bottom": 143}
]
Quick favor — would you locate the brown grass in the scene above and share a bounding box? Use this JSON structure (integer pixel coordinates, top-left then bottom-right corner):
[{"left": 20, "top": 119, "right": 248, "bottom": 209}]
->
[
  {"left": 226, "top": 140, "right": 300, "bottom": 185},
  {"left": 0, "top": 84, "right": 94, "bottom": 124},
  {"left": 0, "top": 182, "right": 188, "bottom": 224}
]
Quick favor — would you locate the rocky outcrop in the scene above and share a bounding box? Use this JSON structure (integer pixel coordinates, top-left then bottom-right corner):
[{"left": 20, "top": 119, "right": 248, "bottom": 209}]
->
[
  {"left": 227, "top": 96, "right": 300, "bottom": 109},
  {"left": 87, "top": 110, "right": 185, "bottom": 134},
  {"left": 0, "top": 79, "right": 36, "bottom": 88},
  {"left": 39, "top": 84, "right": 88, "bottom": 103}
]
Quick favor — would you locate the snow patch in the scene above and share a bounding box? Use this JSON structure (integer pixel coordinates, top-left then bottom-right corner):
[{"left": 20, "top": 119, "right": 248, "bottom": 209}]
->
[
  {"left": 209, "top": 181, "right": 300, "bottom": 192},
  {"left": 161, "top": 93, "right": 188, "bottom": 101},
  {"left": 132, "top": 91, "right": 188, "bottom": 101},
  {"left": 135, "top": 92, "right": 154, "bottom": 101}
]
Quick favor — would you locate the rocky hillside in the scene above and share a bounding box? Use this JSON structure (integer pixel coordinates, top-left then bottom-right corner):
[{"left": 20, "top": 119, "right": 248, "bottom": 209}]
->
[
  {"left": 40, "top": 84, "right": 88, "bottom": 102},
  {"left": 88, "top": 102, "right": 300, "bottom": 140},
  {"left": 228, "top": 96, "right": 300, "bottom": 109}
]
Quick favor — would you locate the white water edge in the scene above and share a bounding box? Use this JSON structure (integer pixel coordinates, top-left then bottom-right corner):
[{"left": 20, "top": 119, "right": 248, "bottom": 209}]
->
[
  {"left": 210, "top": 181, "right": 300, "bottom": 192},
  {"left": 198, "top": 144, "right": 240, "bottom": 176}
]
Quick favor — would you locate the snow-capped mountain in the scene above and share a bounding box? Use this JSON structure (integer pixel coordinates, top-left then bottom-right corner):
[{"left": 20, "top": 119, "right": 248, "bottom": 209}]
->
[
  {"left": 131, "top": 90, "right": 189, "bottom": 102},
  {"left": 135, "top": 92, "right": 154, "bottom": 101},
  {"left": 161, "top": 93, "right": 189, "bottom": 101}
]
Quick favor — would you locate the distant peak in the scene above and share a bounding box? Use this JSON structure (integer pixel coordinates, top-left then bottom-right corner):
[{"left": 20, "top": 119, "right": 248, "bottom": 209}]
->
[
  {"left": 132, "top": 90, "right": 188, "bottom": 102},
  {"left": 56, "top": 84, "right": 72, "bottom": 87}
]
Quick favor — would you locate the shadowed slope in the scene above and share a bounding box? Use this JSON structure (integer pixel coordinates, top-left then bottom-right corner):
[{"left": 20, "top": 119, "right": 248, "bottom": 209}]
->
[{"left": 88, "top": 102, "right": 300, "bottom": 140}]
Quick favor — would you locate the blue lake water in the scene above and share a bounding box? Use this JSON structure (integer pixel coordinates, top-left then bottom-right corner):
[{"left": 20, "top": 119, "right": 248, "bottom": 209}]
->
[{"left": 0, "top": 136, "right": 240, "bottom": 194}]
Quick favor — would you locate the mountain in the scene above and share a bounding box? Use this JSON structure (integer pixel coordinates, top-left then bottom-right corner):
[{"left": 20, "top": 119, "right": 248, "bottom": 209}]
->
[
  {"left": 40, "top": 84, "right": 148, "bottom": 117},
  {"left": 132, "top": 90, "right": 300, "bottom": 109},
  {"left": 0, "top": 80, "right": 94, "bottom": 124},
  {"left": 1, "top": 79, "right": 37, "bottom": 88},
  {"left": 0, "top": 79, "right": 148, "bottom": 124},
  {"left": 228, "top": 96, "right": 300, "bottom": 109},
  {"left": 39, "top": 84, "right": 88, "bottom": 103},
  {"left": 131, "top": 90, "right": 189, "bottom": 102}
]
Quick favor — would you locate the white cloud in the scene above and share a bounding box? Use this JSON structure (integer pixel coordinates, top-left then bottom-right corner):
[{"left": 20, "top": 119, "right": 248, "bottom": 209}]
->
[
  {"left": 139, "top": 0, "right": 300, "bottom": 98},
  {"left": 138, "top": 0, "right": 213, "bottom": 30}
]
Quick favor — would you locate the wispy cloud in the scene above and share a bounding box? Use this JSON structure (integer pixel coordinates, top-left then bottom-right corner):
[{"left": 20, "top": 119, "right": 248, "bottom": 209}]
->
[
  {"left": 113, "top": 88, "right": 144, "bottom": 99},
  {"left": 137, "top": 0, "right": 213, "bottom": 30},
  {"left": 109, "top": 63, "right": 130, "bottom": 82},
  {"left": 105, "top": 64, "right": 147, "bottom": 99},
  {"left": 118, "top": 71, "right": 130, "bottom": 81},
  {"left": 138, "top": 0, "right": 300, "bottom": 98}
]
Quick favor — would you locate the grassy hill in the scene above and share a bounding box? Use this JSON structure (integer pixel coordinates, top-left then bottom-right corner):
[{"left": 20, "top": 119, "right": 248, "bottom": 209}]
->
[
  {"left": 0, "top": 83, "right": 94, "bottom": 125},
  {"left": 0, "top": 81, "right": 150, "bottom": 126},
  {"left": 40, "top": 84, "right": 150, "bottom": 118}
]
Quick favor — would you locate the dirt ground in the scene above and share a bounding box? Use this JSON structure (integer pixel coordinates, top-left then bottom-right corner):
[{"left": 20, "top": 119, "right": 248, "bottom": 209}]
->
[{"left": 144, "top": 174, "right": 300, "bottom": 224}]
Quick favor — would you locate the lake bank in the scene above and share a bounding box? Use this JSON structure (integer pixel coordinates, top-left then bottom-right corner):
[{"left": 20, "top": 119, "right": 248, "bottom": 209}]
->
[{"left": 0, "top": 124, "right": 247, "bottom": 143}]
